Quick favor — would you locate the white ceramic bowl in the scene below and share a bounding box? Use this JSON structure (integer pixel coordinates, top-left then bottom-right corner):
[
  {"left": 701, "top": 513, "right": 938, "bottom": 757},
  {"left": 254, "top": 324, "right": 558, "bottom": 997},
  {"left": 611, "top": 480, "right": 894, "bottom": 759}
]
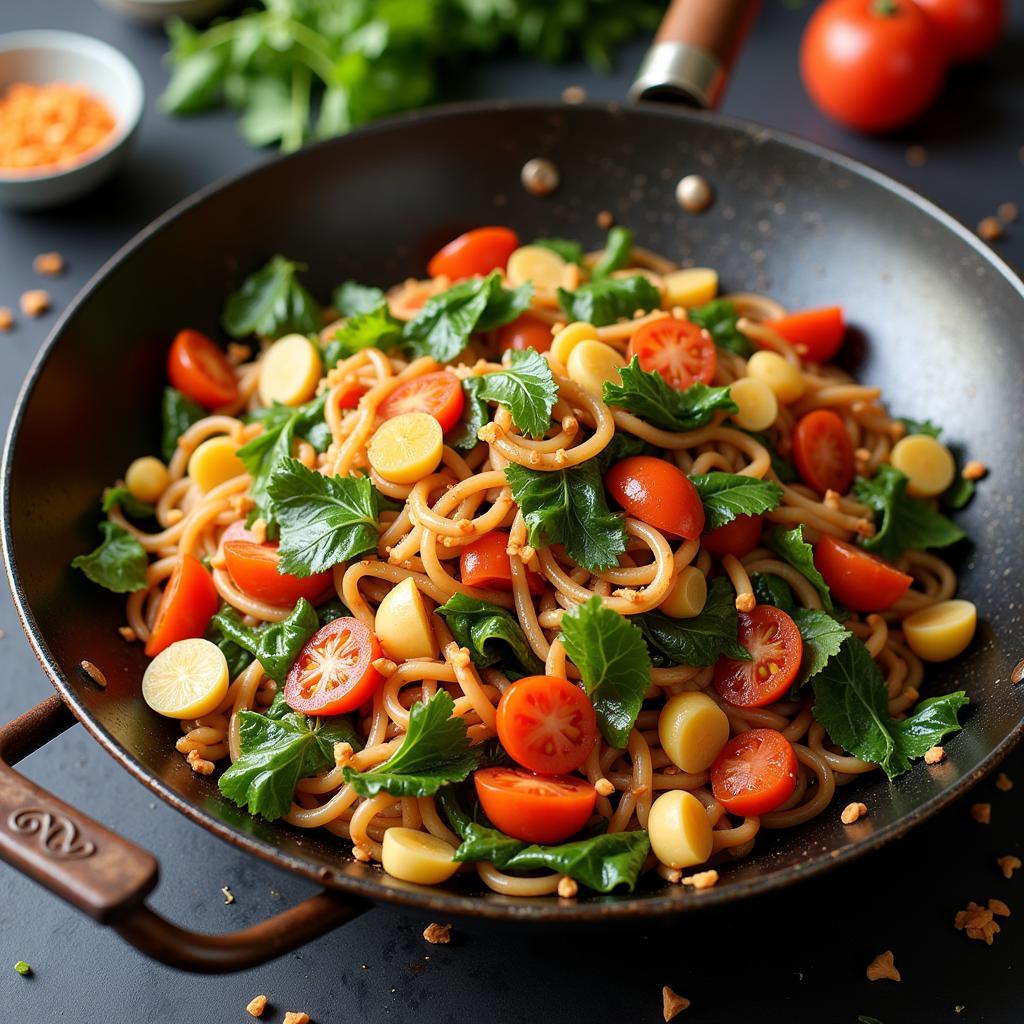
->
[
  {"left": 0, "top": 31, "right": 144, "bottom": 210},
  {"left": 97, "top": 0, "right": 234, "bottom": 24}
]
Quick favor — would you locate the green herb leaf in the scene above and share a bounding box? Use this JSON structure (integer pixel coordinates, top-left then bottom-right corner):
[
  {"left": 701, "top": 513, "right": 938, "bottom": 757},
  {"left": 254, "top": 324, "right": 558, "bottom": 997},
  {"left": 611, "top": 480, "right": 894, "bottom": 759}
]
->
[
  {"left": 222, "top": 255, "right": 321, "bottom": 339},
  {"left": 638, "top": 577, "right": 750, "bottom": 667},
  {"left": 690, "top": 472, "right": 784, "bottom": 530},
  {"left": 333, "top": 280, "right": 386, "bottom": 317},
  {"left": 324, "top": 301, "right": 402, "bottom": 368},
  {"left": 505, "top": 460, "right": 627, "bottom": 572},
  {"left": 603, "top": 357, "right": 737, "bottom": 432},
  {"left": 811, "top": 635, "right": 968, "bottom": 779},
  {"left": 160, "top": 21, "right": 228, "bottom": 114},
  {"left": 476, "top": 348, "right": 558, "bottom": 438},
  {"left": 688, "top": 299, "right": 753, "bottom": 357},
  {"left": 854, "top": 464, "right": 966, "bottom": 560},
  {"left": 343, "top": 691, "right": 478, "bottom": 797},
  {"left": 751, "top": 573, "right": 795, "bottom": 614},
  {"left": 72, "top": 522, "right": 148, "bottom": 594},
  {"left": 210, "top": 598, "right": 319, "bottom": 684},
  {"left": 593, "top": 430, "right": 654, "bottom": 474},
  {"left": 560, "top": 595, "right": 651, "bottom": 748},
  {"left": 317, "top": 599, "right": 351, "bottom": 626},
  {"left": 13, "top": 961, "right": 31, "bottom": 977},
  {"left": 899, "top": 417, "right": 941, "bottom": 438},
  {"left": 161, "top": 387, "right": 205, "bottom": 463},
  {"left": 267, "top": 458, "right": 386, "bottom": 576},
  {"left": 446, "top": 376, "right": 489, "bottom": 452},
  {"left": 532, "top": 237, "right": 584, "bottom": 265},
  {"left": 435, "top": 593, "right": 543, "bottom": 675},
  {"left": 943, "top": 474, "right": 975, "bottom": 511},
  {"left": 792, "top": 608, "right": 850, "bottom": 686},
  {"left": 590, "top": 226, "right": 633, "bottom": 279},
  {"left": 102, "top": 487, "right": 155, "bottom": 520},
  {"left": 768, "top": 524, "right": 834, "bottom": 612},
  {"left": 557, "top": 274, "right": 661, "bottom": 327}
]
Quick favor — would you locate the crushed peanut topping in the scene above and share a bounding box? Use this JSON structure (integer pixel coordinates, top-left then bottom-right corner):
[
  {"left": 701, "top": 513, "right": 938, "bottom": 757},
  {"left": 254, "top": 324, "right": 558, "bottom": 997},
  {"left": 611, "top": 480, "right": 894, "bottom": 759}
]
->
[
  {"left": 996, "top": 855, "right": 1021, "bottom": 879},
  {"left": 663, "top": 868, "right": 683, "bottom": 884},
  {"left": 222, "top": 886, "right": 235, "bottom": 905},
  {"left": 955, "top": 900, "right": 1006, "bottom": 944},
  {"left": 352, "top": 845, "right": 372, "bottom": 863},
  {"left": 989, "top": 898, "right": 1011, "bottom": 918},
  {"left": 246, "top": 995, "right": 268, "bottom": 1018},
  {"left": 0, "top": 307, "right": 13, "bottom": 331},
  {"left": 865, "top": 950, "right": 901, "bottom": 982},
  {"left": 734, "top": 592, "right": 756, "bottom": 612},
  {"left": 451, "top": 647, "right": 471, "bottom": 670},
  {"left": 613, "top": 587, "right": 644, "bottom": 605},
  {"left": 20, "top": 289, "right": 50, "bottom": 317},
  {"left": 823, "top": 489, "right": 841, "bottom": 511},
  {"left": 333, "top": 741, "right": 354, "bottom": 768},
  {"left": 681, "top": 869, "right": 719, "bottom": 890},
  {"left": 962, "top": 460, "right": 987, "bottom": 481},
  {"left": 661, "top": 986, "right": 690, "bottom": 1021},
  {"left": 283, "top": 1013, "right": 310, "bottom": 1024},
  {"left": 80, "top": 660, "right": 107, "bottom": 689},
  {"left": 841, "top": 801, "right": 868, "bottom": 825},
  {"left": 372, "top": 657, "right": 398, "bottom": 677},
  {"left": 422, "top": 922, "right": 451, "bottom": 945},
  {"left": 923, "top": 745, "right": 945, "bottom": 765},
  {"left": 995, "top": 772, "right": 1013, "bottom": 792},
  {"left": 594, "top": 778, "right": 615, "bottom": 797},
  {"left": 33, "top": 251, "right": 64, "bottom": 276},
  {"left": 597, "top": 210, "right": 614, "bottom": 230},
  {"left": 186, "top": 750, "right": 215, "bottom": 775},
  {"left": 518, "top": 545, "right": 536, "bottom": 564},
  {"left": 557, "top": 876, "right": 578, "bottom": 899},
  {"left": 228, "top": 342, "right": 252, "bottom": 364},
  {"left": 854, "top": 446, "right": 872, "bottom": 462},
  {"left": 118, "top": 626, "right": 137, "bottom": 643},
  {"left": 970, "top": 802, "right": 991, "bottom": 824}
]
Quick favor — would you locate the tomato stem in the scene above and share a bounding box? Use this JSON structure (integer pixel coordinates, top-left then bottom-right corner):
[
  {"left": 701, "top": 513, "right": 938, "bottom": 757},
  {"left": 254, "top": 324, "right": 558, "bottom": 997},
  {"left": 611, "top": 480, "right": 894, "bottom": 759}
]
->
[{"left": 872, "top": 0, "right": 899, "bottom": 15}]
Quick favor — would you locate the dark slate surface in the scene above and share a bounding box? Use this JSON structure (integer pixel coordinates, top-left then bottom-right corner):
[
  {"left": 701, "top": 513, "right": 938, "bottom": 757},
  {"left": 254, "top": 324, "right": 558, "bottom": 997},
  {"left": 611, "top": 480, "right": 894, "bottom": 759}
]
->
[{"left": 0, "top": 1, "right": 1021, "bottom": 1021}]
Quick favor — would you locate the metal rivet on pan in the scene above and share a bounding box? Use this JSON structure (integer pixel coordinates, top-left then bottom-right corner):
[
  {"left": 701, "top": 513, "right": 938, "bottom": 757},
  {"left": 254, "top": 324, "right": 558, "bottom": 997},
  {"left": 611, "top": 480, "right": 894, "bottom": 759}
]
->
[
  {"left": 1011, "top": 658, "right": 1024, "bottom": 684},
  {"left": 676, "top": 174, "right": 713, "bottom": 214},
  {"left": 521, "top": 158, "right": 559, "bottom": 197}
]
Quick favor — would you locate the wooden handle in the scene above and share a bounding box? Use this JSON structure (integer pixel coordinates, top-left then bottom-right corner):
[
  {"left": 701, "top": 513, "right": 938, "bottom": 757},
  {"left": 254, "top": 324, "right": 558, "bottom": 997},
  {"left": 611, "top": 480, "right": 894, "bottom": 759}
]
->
[
  {"left": 630, "top": 0, "right": 761, "bottom": 109},
  {"left": 0, "top": 695, "right": 366, "bottom": 971}
]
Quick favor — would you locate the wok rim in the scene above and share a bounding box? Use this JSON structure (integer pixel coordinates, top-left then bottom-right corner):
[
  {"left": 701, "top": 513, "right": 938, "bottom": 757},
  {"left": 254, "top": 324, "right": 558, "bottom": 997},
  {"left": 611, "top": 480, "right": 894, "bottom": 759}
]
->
[{"left": 3, "top": 97, "right": 1023, "bottom": 923}]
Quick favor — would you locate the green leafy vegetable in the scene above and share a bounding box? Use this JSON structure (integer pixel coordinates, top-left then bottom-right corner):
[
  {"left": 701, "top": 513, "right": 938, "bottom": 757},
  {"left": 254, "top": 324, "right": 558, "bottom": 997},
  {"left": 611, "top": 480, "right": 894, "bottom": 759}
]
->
[
  {"left": 557, "top": 274, "right": 661, "bottom": 327},
  {"left": 505, "top": 460, "right": 626, "bottom": 572},
  {"left": 590, "top": 226, "right": 632, "bottom": 279},
  {"left": 435, "top": 593, "right": 543, "bottom": 675},
  {"left": 317, "top": 599, "right": 351, "bottom": 625},
  {"left": 267, "top": 458, "right": 387, "bottom": 576},
  {"left": 792, "top": 608, "right": 850, "bottom": 686},
  {"left": 446, "top": 376, "right": 489, "bottom": 452},
  {"left": 751, "top": 573, "right": 795, "bottom": 614},
  {"left": 743, "top": 430, "right": 797, "bottom": 483},
  {"left": 102, "top": 487, "right": 155, "bottom": 520},
  {"left": 161, "top": 386, "right": 204, "bottom": 462},
  {"left": 688, "top": 299, "right": 753, "bottom": 357},
  {"left": 768, "top": 524, "right": 835, "bottom": 612},
  {"left": 690, "top": 472, "right": 784, "bottom": 530},
  {"left": 943, "top": 474, "right": 975, "bottom": 511},
  {"left": 603, "top": 357, "right": 737, "bottom": 432},
  {"left": 333, "top": 280, "right": 386, "bottom": 317},
  {"left": 560, "top": 595, "right": 651, "bottom": 748},
  {"left": 899, "top": 417, "right": 941, "bottom": 438},
  {"left": 222, "top": 255, "right": 321, "bottom": 338},
  {"left": 594, "top": 430, "right": 653, "bottom": 474},
  {"left": 72, "top": 522, "right": 148, "bottom": 594},
  {"left": 13, "top": 961, "right": 31, "bottom": 977},
  {"left": 324, "top": 302, "right": 402, "bottom": 367},
  {"left": 811, "top": 635, "right": 968, "bottom": 779},
  {"left": 638, "top": 577, "right": 750, "bottom": 667},
  {"left": 475, "top": 348, "right": 558, "bottom": 438},
  {"left": 854, "top": 464, "right": 966, "bottom": 560},
  {"left": 210, "top": 598, "right": 319, "bottom": 684},
  {"left": 343, "top": 691, "right": 478, "bottom": 797},
  {"left": 532, "top": 237, "right": 584, "bottom": 265}
]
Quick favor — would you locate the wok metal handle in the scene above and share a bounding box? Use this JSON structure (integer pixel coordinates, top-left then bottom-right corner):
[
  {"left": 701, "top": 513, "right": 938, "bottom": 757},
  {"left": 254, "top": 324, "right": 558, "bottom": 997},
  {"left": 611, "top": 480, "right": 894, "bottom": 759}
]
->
[
  {"left": 0, "top": 695, "right": 367, "bottom": 972},
  {"left": 630, "top": 0, "right": 762, "bottom": 109}
]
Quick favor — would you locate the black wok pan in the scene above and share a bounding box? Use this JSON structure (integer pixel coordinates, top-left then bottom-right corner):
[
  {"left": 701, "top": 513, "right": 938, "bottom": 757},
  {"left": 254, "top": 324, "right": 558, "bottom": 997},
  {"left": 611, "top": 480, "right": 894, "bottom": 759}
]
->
[{"left": 2, "top": 1, "right": 1023, "bottom": 974}]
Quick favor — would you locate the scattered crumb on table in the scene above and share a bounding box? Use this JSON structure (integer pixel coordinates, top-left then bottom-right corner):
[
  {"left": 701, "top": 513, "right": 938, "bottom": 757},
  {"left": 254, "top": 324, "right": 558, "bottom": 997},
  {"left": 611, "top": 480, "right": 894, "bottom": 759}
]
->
[
  {"left": 970, "top": 803, "right": 991, "bottom": 824},
  {"left": 246, "top": 994, "right": 268, "bottom": 1017},
  {"left": 422, "top": 923, "right": 451, "bottom": 945},
  {"left": 865, "top": 950, "right": 901, "bottom": 982},
  {"left": 662, "top": 985, "right": 690, "bottom": 1021}
]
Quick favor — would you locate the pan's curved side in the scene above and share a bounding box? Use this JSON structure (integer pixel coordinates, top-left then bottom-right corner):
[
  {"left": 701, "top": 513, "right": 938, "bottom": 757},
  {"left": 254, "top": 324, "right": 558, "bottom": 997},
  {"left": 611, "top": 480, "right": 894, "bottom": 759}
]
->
[{"left": 3, "top": 101, "right": 1024, "bottom": 923}]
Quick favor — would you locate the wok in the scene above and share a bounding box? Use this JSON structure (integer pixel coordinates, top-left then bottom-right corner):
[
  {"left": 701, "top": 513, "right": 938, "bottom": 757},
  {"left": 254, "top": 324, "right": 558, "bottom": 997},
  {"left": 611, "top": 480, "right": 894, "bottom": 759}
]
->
[{"left": 2, "top": 0, "right": 1023, "bottom": 974}]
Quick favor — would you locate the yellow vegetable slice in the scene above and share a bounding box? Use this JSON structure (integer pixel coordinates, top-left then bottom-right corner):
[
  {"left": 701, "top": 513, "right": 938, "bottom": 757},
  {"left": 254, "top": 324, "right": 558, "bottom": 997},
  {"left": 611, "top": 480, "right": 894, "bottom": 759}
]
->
[
  {"left": 902, "top": 599, "right": 977, "bottom": 662},
  {"left": 187, "top": 435, "right": 245, "bottom": 492},
  {"left": 659, "top": 566, "right": 707, "bottom": 619},
  {"left": 745, "top": 350, "right": 806, "bottom": 404},
  {"left": 506, "top": 245, "right": 567, "bottom": 291},
  {"left": 550, "top": 322, "right": 598, "bottom": 367},
  {"left": 368, "top": 412, "right": 443, "bottom": 484},
  {"left": 658, "top": 692, "right": 731, "bottom": 773},
  {"left": 381, "top": 827, "right": 459, "bottom": 885},
  {"left": 566, "top": 339, "right": 625, "bottom": 396},
  {"left": 142, "top": 637, "right": 229, "bottom": 719},
  {"left": 258, "top": 333, "right": 322, "bottom": 407},
  {"left": 375, "top": 577, "right": 438, "bottom": 661},
  {"left": 891, "top": 434, "right": 956, "bottom": 498},
  {"left": 125, "top": 456, "right": 170, "bottom": 503},
  {"left": 647, "top": 790, "right": 714, "bottom": 869},
  {"left": 662, "top": 267, "right": 719, "bottom": 307},
  {"left": 729, "top": 376, "right": 778, "bottom": 432}
]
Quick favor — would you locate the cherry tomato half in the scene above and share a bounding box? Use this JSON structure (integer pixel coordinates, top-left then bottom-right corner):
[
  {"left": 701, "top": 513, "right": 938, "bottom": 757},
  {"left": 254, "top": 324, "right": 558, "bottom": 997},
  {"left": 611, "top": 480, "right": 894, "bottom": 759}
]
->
[
  {"left": 604, "top": 455, "right": 705, "bottom": 540},
  {"left": 814, "top": 534, "right": 913, "bottom": 612},
  {"left": 335, "top": 379, "right": 368, "bottom": 410},
  {"left": 167, "top": 329, "right": 239, "bottom": 409},
  {"left": 913, "top": 0, "right": 1004, "bottom": 63},
  {"left": 427, "top": 227, "right": 519, "bottom": 281},
  {"left": 378, "top": 371, "right": 465, "bottom": 433},
  {"left": 497, "top": 315, "right": 553, "bottom": 354},
  {"left": 702, "top": 514, "right": 764, "bottom": 559},
  {"left": 496, "top": 675, "right": 598, "bottom": 776},
  {"left": 145, "top": 553, "right": 219, "bottom": 657},
  {"left": 285, "top": 617, "right": 383, "bottom": 716},
  {"left": 474, "top": 767, "right": 597, "bottom": 845},
  {"left": 800, "top": 0, "right": 946, "bottom": 133},
  {"left": 714, "top": 605, "right": 804, "bottom": 708},
  {"left": 460, "top": 530, "right": 545, "bottom": 596},
  {"left": 711, "top": 728, "right": 798, "bottom": 816},
  {"left": 627, "top": 318, "right": 717, "bottom": 390},
  {"left": 791, "top": 409, "right": 855, "bottom": 495},
  {"left": 223, "top": 540, "right": 332, "bottom": 608},
  {"left": 767, "top": 307, "right": 845, "bottom": 363}
]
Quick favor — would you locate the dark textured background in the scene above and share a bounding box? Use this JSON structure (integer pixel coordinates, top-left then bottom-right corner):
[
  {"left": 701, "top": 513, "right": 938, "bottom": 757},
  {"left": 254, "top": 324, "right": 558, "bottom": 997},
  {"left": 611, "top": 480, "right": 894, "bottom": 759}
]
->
[{"left": 1, "top": 1, "right": 1022, "bottom": 1021}]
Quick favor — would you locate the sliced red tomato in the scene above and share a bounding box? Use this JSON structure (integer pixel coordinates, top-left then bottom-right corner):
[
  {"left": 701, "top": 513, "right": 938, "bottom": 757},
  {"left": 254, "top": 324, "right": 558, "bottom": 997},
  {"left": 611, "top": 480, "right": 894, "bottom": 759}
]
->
[
  {"left": 378, "top": 371, "right": 465, "bottom": 433},
  {"left": 220, "top": 520, "right": 258, "bottom": 545},
  {"left": 223, "top": 541, "right": 332, "bottom": 608},
  {"left": 814, "top": 534, "right": 913, "bottom": 612},
  {"left": 145, "top": 554, "right": 219, "bottom": 657},
  {"left": 791, "top": 409, "right": 855, "bottom": 494},
  {"left": 711, "top": 728, "right": 798, "bottom": 816},
  {"left": 497, "top": 315, "right": 553, "bottom": 354},
  {"left": 702, "top": 514, "right": 764, "bottom": 559},
  {"left": 604, "top": 455, "right": 705, "bottom": 540},
  {"left": 335, "top": 379, "right": 368, "bottom": 410},
  {"left": 285, "top": 617, "right": 383, "bottom": 716},
  {"left": 460, "top": 530, "right": 544, "bottom": 596},
  {"left": 714, "top": 605, "right": 803, "bottom": 708},
  {"left": 167, "top": 329, "right": 239, "bottom": 409},
  {"left": 767, "top": 307, "right": 845, "bottom": 363},
  {"left": 474, "top": 767, "right": 596, "bottom": 844},
  {"left": 427, "top": 227, "right": 519, "bottom": 281},
  {"left": 627, "top": 318, "right": 717, "bottom": 390},
  {"left": 496, "top": 675, "right": 597, "bottom": 775}
]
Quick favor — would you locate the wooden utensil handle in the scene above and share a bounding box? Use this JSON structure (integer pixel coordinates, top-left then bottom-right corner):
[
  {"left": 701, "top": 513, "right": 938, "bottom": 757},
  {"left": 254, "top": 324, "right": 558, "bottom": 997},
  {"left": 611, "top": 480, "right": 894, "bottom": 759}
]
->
[
  {"left": 0, "top": 695, "right": 365, "bottom": 972},
  {"left": 630, "top": 0, "right": 762, "bottom": 109}
]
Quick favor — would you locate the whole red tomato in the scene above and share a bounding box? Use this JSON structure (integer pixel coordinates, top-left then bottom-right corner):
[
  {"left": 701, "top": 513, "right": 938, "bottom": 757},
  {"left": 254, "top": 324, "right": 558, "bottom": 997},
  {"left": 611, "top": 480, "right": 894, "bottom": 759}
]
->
[
  {"left": 912, "top": 0, "right": 1004, "bottom": 62},
  {"left": 800, "top": 0, "right": 947, "bottom": 133}
]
